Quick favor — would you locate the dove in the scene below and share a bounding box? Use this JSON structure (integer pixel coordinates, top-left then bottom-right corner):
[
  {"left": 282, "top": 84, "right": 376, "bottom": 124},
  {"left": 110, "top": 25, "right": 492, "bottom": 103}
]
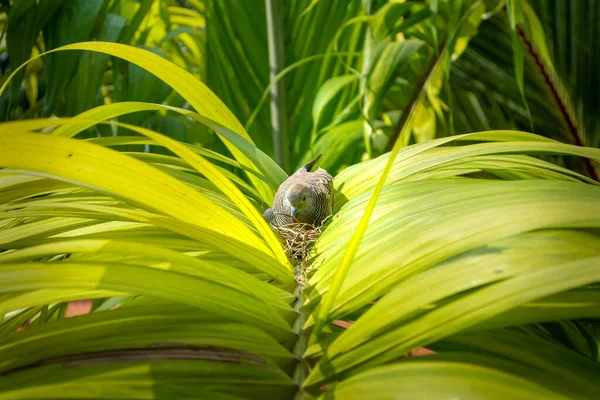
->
[{"left": 263, "top": 154, "right": 333, "bottom": 227}]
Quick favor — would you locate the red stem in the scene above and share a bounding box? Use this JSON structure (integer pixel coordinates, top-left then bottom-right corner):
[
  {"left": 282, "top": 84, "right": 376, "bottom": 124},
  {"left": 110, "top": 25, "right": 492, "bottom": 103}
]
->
[{"left": 517, "top": 25, "right": 598, "bottom": 181}]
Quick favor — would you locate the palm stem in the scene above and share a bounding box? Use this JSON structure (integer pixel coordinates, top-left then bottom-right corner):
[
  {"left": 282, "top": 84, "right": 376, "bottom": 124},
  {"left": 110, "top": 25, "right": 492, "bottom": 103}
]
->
[
  {"left": 265, "top": 0, "right": 290, "bottom": 171},
  {"left": 517, "top": 25, "right": 599, "bottom": 181}
]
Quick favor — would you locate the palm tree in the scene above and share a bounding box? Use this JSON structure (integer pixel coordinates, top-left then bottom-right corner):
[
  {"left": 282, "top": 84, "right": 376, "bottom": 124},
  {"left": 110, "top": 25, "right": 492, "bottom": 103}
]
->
[{"left": 0, "top": 0, "right": 599, "bottom": 398}]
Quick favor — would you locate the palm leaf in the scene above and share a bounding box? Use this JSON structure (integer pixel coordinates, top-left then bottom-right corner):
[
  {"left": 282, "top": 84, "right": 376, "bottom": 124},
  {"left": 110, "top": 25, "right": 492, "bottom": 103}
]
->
[{"left": 2, "top": 2, "right": 600, "bottom": 398}]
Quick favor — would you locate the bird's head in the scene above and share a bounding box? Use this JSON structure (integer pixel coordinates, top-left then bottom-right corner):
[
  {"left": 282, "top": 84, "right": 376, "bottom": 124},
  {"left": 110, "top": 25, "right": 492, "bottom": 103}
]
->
[{"left": 285, "top": 183, "right": 313, "bottom": 218}]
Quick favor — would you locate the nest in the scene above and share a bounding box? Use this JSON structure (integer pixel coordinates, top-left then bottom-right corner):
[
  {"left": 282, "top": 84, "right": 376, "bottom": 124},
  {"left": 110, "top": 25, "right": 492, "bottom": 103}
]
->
[{"left": 271, "top": 216, "right": 331, "bottom": 284}]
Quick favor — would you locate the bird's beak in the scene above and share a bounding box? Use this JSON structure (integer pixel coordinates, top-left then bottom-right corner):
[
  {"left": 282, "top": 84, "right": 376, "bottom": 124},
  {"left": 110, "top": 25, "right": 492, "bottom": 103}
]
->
[{"left": 290, "top": 206, "right": 297, "bottom": 217}]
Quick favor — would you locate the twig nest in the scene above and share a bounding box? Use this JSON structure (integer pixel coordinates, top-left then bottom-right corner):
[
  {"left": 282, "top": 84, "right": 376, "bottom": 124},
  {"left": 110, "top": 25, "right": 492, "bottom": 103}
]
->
[{"left": 271, "top": 215, "right": 331, "bottom": 273}]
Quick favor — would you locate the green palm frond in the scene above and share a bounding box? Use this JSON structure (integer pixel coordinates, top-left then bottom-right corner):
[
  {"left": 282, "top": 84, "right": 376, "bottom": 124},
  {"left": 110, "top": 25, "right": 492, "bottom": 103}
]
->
[{"left": 1, "top": 1, "right": 600, "bottom": 398}]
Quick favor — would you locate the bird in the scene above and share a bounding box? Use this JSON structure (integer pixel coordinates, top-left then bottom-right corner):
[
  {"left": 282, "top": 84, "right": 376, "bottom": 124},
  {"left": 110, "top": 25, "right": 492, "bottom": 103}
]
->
[{"left": 263, "top": 154, "right": 333, "bottom": 227}]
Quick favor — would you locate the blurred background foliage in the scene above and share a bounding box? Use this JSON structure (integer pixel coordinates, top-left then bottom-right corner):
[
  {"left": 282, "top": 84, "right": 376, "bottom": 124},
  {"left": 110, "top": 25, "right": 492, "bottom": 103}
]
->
[{"left": 0, "top": 0, "right": 598, "bottom": 178}]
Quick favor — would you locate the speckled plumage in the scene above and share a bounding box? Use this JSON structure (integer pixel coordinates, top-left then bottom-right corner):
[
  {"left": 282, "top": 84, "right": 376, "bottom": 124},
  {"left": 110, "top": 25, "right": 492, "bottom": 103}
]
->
[{"left": 263, "top": 155, "right": 333, "bottom": 227}]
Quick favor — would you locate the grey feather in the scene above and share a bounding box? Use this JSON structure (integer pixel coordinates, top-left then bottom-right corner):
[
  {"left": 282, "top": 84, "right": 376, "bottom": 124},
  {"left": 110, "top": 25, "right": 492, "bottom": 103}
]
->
[
  {"left": 263, "top": 207, "right": 275, "bottom": 225},
  {"left": 264, "top": 154, "right": 334, "bottom": 227}
]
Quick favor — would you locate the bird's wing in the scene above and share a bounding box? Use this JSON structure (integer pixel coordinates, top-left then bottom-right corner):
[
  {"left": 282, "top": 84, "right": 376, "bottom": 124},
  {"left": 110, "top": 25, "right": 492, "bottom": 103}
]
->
[
  {"left": 306, "top": 168, "right": 334, "bottom": 217},
  {"left": 263, "top": 207, "right": 275, "bottom": 224},
  {"left": 312, "top": 168, "right": 333, "bottom": 188},
  {"left": 328, "top": 175, "right": 334, "bottom": 211}
]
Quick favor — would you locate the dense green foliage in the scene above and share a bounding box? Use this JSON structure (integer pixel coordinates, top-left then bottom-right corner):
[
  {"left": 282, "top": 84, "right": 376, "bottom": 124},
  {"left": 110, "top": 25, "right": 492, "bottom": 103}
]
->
[{"left": 0, "top": 0, "right": 599, "bottom": 398}]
